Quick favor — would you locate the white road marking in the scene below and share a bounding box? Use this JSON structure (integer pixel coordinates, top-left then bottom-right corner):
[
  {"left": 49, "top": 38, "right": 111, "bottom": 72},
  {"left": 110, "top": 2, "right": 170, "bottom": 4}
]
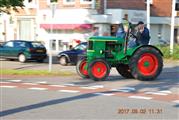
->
[
  {"left": 49, "top": 85, "right": 66, "bottom": 87},
  {"left": 63, "top": 83, "right": 76, "bottom": 86},
  {"left": 159, "top": 90, "right": 172, "bottom": 94},
  {"left": 111, "top": 89, "right": 131, "bottom": 92},
  {"left": 172, "top": 100, "right": 179, "bottom": 104},
  {"left": 8, "top": 80, "right": 22, "bottom": 82},
  {"left": 118, "top": 87, "right": 136, "bottom": 91},
  {"left": 28, "top": 87, "right": 47, "bottom": 90},
  {"left": 59, "top": 90, "right": 80, "bottom": 93},
  {"left": 90, "top": 85, "right": 104, "bottom": 88},
  {"left": 36, "top": 81, "right": 47, "bottom": 84},
  {"left": 22, "top": 83, "right": 38, "bottom": 85},
  {"left": 94, "top": 93, "right": 114, "bottom": 96},
  {"left": 80, "top": 87, "right": 98, "bottom": 90},
  {"left": 145, "top": 92, "right": 168, "bottom": 96},
  {"left": 0, "top": 86, "right": 17, "bottom": 88},
  {"left": 111, "top": 87, "right": 136, "bottom": 92},
  {"left": 0, "top": 82, "right": 11, "bottom": 84},
  {"left": 145, "top": 90, "right": 172, "bottom": 96},
  {"left": 128, "top": 96, "right": 152, "bottom": 100}
]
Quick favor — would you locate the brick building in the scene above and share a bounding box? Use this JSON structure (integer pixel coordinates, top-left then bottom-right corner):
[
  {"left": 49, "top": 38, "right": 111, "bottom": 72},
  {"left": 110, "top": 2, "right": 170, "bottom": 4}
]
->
[{"left": 0, "top": 0, "right": 179, "bottom": 53}]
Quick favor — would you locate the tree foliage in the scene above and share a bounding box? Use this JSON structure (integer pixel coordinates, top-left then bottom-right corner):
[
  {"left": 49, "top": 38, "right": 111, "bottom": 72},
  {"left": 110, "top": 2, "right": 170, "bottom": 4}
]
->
[{"left": 0, "top": 0, "right": 24, "bottom": 13}]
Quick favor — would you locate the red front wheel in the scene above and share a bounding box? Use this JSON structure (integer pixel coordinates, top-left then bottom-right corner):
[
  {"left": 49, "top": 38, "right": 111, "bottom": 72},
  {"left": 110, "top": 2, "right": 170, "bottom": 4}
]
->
[
  {"left": 88, "top": 59, "right": 110, "bottom": 81},
  {"left": 76, "top": 58, "right": 89, "bottom": 78}
]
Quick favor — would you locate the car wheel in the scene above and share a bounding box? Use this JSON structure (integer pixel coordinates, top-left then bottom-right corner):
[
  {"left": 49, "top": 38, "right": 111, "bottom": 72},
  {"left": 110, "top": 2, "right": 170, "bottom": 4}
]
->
[
  {"left": 18, "top": 54, "right": 26, "bottom": 63},
  {"left": 59, "top": 56, "right": 68, "bottom": 66}
]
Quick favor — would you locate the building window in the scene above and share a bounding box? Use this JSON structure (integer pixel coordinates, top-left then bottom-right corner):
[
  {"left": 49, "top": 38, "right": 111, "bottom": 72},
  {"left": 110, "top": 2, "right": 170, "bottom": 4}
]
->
[
  {"left": 80, "top": 0, "right": 92, "bottom": 4},
  {"left": 176, "top": 3, "right": 179, "bottom": 11},
  {"left": 63, "top": 0, "right": 75, "bottom": 4},
  {"left": 47, "top": 0, "right": 58, "bottom": 5},
  {"left": 4, "top": 42, "right": 14, "bottom": 47},
  {"left": 50, "top": 0, "right": 58, "bottom": 2},
  {"left": 24, "top": 0, "right": 36, "bottom": 8}
]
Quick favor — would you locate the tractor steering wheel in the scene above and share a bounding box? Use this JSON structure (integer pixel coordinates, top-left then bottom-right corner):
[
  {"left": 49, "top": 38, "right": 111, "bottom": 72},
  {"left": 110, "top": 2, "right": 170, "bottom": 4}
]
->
[{"left": 129, "top": 32, "right": 138, "bottom": 40}]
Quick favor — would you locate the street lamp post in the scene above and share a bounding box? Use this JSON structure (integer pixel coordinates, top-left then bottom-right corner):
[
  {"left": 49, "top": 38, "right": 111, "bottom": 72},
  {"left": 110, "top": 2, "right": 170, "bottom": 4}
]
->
[
  {"left": 146, "top": 0, "right": 150, "bottom": 30},
  {"left": 170, "top": 0, "right": 176, "bottom": 55},
  {"left": 49, "top": 3, "right": 56, "bottom": 72}
]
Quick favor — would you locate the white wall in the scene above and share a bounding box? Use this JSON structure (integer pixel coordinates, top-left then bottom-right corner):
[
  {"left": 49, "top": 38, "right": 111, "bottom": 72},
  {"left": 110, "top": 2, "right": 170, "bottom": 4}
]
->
[
  {"left": 38, "top": 9, "right": 97, "bottom": 24},
  {"left": 150, "top": 24, "right": 171, "bottom": 45},
  {"left": 0, "top": 15, "right": 4, "bottom": 41},
  {"left": 106, "top": 9, "right": 146, "bottom": 24},
  {"left": 150, "top": 25, "right": 159, "bottom": 45},
  {"left": 162, "top": 25, "right": 171, "bottom": 42}
]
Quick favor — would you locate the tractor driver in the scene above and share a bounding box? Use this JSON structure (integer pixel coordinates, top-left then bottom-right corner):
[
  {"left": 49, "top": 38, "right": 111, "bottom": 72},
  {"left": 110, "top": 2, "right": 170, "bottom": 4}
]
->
[
  {"left": 135, "top": 21, "right": 150, "bottom": 45},
  {"left": 127, "top": 21, "right": 150, "bottom": 48}
]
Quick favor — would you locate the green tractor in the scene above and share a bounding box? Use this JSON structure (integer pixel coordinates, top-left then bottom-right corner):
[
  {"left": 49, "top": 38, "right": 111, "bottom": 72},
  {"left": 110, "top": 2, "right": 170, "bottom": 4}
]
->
[{"left": 76, "top": 33, "right": 163, "bottom": 81}]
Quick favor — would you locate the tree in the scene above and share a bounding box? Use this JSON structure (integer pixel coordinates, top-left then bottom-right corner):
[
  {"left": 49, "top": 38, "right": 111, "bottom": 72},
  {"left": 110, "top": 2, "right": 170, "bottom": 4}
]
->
[
  {"left": 0, "top": 0, "right": 24, "bottom": 14},
  {"left": 50, "top": 0, "right": 58, "bottom": 2}
]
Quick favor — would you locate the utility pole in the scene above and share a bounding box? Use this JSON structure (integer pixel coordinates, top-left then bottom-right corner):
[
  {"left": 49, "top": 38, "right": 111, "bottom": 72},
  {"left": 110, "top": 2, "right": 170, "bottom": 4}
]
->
[
  {"left": 104, "top": 0, "right": 107, "bottom": 14},
  {"left": 146, "top": 0, "right": 150, "bottom": 30},
  {"left": 170, "top": 0, "right": 176, "bottom": 55},
  {"left": 49, "top": 2, "right": 57, "bottom": 72}
]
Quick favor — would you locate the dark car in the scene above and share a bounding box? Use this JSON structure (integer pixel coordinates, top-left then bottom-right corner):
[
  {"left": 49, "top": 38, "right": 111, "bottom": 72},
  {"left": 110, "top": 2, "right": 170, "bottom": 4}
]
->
[
  {"left": 57, "top": 42, "right": 87, "bottom": 65},
  {"left": 0, "top": 40, "right": 47, "bottom": 63}
]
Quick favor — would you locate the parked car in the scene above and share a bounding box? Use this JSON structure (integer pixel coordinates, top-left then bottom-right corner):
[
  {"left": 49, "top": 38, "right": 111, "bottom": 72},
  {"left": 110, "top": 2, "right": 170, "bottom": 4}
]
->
[
  {"left": 0, "top": 40, "right": 47, "bottom": 63},
  {"left": 57, "top": 42, "right": 87, "bottom": 65}
]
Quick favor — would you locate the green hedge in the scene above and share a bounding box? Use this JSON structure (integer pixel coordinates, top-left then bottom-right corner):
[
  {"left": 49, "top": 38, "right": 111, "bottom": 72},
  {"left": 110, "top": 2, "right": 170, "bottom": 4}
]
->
[{"left": 156, "top": 45, "right": 179, "bottom": 60}]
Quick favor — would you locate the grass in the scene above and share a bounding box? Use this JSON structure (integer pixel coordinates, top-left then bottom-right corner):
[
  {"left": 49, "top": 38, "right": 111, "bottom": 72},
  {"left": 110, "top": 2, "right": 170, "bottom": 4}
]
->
[
  {"left": 1, "top": 69, "right": 76, "bottom": 76},
  {"left": 156, "top": 45, "right": 179, "bottom": 60}
]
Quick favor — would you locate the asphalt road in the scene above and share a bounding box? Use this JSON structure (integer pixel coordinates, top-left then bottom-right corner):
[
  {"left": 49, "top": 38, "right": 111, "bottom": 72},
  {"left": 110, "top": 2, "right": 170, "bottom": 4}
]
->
[{"left": 0, "top": 60, "right": 179, "bottom": 120}]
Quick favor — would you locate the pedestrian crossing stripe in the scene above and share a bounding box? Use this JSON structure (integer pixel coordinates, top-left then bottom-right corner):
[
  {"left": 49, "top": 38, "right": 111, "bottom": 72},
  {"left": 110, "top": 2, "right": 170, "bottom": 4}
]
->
[
  {"left": 128, "top": 96, "right": 152, "bottom": 100},
  {"left": 59, "top": 90, "right": 80, "bottom": 93},
  {"left": 0, "top": 81, "right": 178, "bottom": 103},
  {"left": 0, "top": 86, "right": 17, "bottom": 88},
  {"left": 28, "top": 87, "right": 48, "bottom": 90}
]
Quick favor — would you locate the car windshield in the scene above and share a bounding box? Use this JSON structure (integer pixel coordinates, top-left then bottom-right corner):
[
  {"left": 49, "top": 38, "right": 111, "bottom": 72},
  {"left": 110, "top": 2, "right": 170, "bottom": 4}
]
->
[
  {"left": 73, "top": 43, "right": 86, "bottom": 50},
  {"left": 31, "top": 42, "right": 44, "bottom": 48}
]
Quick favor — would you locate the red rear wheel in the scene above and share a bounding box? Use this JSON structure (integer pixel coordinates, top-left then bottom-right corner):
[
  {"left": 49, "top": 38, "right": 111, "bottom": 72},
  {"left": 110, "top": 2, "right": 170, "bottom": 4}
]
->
[
  {"left": 137, "top": 53, "right": 158, "bottom": 76},
  {"left": 129, "top": 46, "right": 163, "bottom": 81},
  {"left": 88, "top": 59, "right": 110, "bottom": 81},
  {"left": 76, "top": 58, "right": 89, "bottom": 78}
]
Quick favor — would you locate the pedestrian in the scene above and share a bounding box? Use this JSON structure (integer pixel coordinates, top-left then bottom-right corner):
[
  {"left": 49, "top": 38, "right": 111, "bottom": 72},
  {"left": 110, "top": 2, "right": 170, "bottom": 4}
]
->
[
  {"left": 92, "top": 27, "right": 99, "bottom": 36},
  {"left": 116, "top": 14, "right": 130, "bottom": 38}
]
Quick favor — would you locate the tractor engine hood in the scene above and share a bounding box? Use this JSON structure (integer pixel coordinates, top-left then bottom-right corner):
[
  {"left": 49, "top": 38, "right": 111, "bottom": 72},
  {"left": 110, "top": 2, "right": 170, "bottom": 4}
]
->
[{"left": 89, "top": 36, "right": 124, "bottom": 43}]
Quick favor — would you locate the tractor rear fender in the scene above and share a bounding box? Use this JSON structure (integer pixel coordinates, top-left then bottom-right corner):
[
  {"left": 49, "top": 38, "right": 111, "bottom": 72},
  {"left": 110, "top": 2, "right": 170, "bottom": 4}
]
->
[{"left": 127, "top": 45, "right": 163, "bottom": 57}]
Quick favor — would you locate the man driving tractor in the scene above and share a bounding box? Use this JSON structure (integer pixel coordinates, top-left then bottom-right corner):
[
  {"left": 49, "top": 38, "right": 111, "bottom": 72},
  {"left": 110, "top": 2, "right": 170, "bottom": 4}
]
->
[{"left": 116, "top": 15, "right": 150, "bottom": 48}]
